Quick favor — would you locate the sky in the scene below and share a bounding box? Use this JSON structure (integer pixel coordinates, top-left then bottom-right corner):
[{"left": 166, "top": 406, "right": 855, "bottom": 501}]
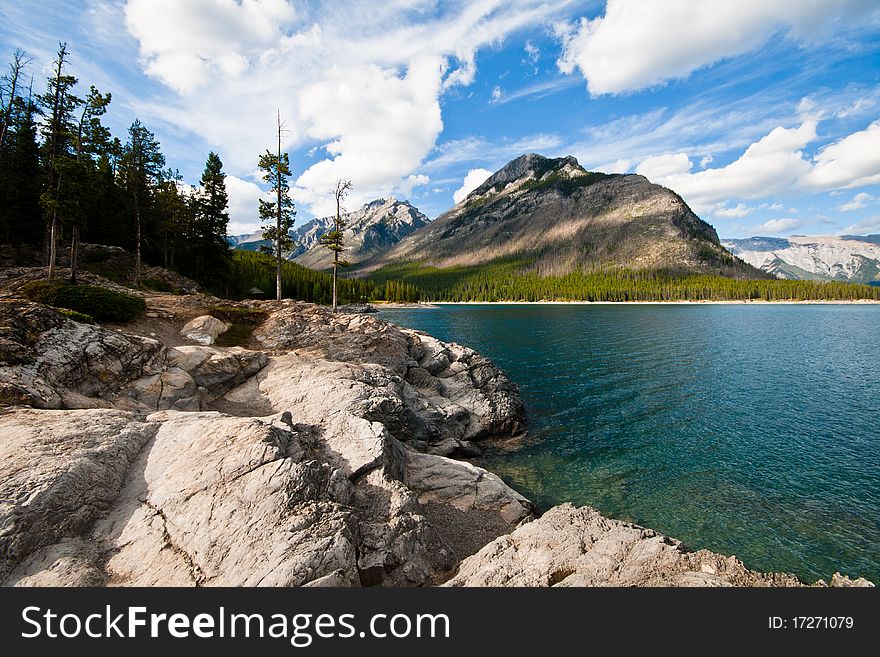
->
[{"left": 2, "top": 0, "right": 879, "bottom": 238}]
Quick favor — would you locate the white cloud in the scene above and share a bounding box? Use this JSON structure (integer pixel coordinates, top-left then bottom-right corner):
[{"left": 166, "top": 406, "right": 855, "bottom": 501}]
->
[
  {"left": 802, "top": 121, "right": 880, "bottom": 190},
  {"left": 491, "top": 85, "right": 503, "bottom": 102},
  {"left": 557, "top": 0, "right": 880, "bottom": 95},
  {"left": 843, "top": 215, "right": 880, "bottom": 234},
  {"left": 714, "top": 203, "right": 754, "bottom": 218},
  {"left": 838, "top": 192, "right": 875, "bottom": 212},
  {"left": 397, "top": 174, "right": 430, "bottom": 198},
  {"left": 123, "top": 0, "right": 569, "bottom": 223},
  {"left": 225, "top": 175, "right": 269, "bottom": 234},
  {"left": 635, "top": 121, "right": 817, "bottom": 210},
  {"left": 594, "top": 158, "right": 631, "bottom": 174},
  {"left": 125, "top": 0, "right": 297, "bottom": 94},
  {"left": 524, "top": 40, "right": 540, "bottom": 64},
  {"left": 752, "top": 218, "right": 802, "bottom": 235},
  {"left": 453, "top": 168, "right": 493, "bottom": 203}
]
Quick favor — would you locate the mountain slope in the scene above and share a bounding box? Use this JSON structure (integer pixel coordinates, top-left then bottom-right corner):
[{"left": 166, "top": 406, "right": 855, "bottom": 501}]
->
[
  {"left": 723, "top": 235, "right": 880, "bottom": 284},
  {"left": 358, "top": 154, "right": 764, "bottom": 279},
  {"left": 292, "top": 198, "right": 428, "bottom": 270}
]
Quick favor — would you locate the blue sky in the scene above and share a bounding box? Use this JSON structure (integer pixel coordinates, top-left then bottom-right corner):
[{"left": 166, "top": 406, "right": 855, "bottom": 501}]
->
[{"left": 2, "top": 0, "right": 879, "bottom": 238}]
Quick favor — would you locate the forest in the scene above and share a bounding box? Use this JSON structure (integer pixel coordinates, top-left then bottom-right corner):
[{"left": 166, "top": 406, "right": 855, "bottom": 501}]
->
[
  {"left": 0, "top": 45, "right": 233, "bottom": 293},
  {"left": 368, "top": 259, "right": 880, "bottom": 302}
]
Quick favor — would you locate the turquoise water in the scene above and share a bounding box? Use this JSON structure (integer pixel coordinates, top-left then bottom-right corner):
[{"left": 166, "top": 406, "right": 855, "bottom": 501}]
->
[{"left": 377, "top": 304, "right": 880, "bottom": 583}]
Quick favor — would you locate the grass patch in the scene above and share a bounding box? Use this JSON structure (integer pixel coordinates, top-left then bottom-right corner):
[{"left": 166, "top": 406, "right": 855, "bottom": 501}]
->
[
  {"left": 57, "top": 308, "right": 96, "bottom": 324},
  {"left": 22, "top": 280, "right": 146, "bottom": 322}
]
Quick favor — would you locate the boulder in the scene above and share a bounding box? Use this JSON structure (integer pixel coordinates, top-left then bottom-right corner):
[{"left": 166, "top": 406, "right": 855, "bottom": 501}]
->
[
  {"left": 0, "top": 300, "right": 164, "bottom": 409},
  {"left": 180, "top": 315, "right": 228, "bottom": 345}
]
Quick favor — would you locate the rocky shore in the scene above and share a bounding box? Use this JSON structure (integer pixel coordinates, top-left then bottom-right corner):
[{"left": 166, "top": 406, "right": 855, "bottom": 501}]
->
[{"left": 0, "top": 271, "right": 872, "bottom": 587}]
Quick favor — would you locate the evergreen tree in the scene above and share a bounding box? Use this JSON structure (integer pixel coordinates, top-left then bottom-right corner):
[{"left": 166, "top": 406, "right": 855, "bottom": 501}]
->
[
  {"left": 68, "top": 85, "right": 111, "bottom": 283},
  {"left": 38, "top": 43, "right": 82, "bottom": 279},
  {"left": 319, "top": 179, "right": 352, "bottom": 312},
  {"left": 193, "top": 151, "right": 231, "bottom": 290},
  {"left": 0, "top": 49, "right": 28, "bottom": 153},
  {"left": 120, "top": 119, "right": 164, "bottom": 284},
  {"left": 258, "top": 111, "right": 295, "bottom": 302},
  {"left": 0, "top": 71, "right": 42, "bottom": 256}
]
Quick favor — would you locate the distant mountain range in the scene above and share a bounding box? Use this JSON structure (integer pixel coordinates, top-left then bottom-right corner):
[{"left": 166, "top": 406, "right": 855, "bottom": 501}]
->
[
  {"left": 356, "top": 153, "right": 763, "bottom": 279},
  {"left": 230, "top": 155, "right": 880, "bottom": 289},
  {"left": 722, "top": 235, "right": 880, "bottom": 284},
  {"left": 227, "top": 197, "right": 428, "bottom": 270}
]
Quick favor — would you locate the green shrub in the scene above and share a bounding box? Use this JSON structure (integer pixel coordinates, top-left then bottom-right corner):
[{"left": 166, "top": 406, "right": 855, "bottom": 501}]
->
[
  {"left": 141, "top": 278, "right": 173, "bottom": 293},
  {"left": 57, "top": 308, "right": 96, "bottom": 324},
  {"left": 22, "top": 280, "right": 146, "bottom": 322}
]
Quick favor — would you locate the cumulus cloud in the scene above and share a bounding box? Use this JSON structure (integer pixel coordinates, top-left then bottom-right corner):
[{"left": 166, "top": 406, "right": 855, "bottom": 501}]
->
[
  {"left": 752, "top": 218, "right": 802, "bottom": 235},
  {"left": 125, "top": 0, "right": 297, "bottom": 94},
  {"left": 839, "top": 192, "right": 875, "bottom": 212},
  {"left": 225, "top": 175, "right": 269, "bottom": 234},
  {"left": 397, "top": 174, "right": 431, "bottom": 198},
  {"left": 714, "top": 203, "right": 754, "bottom": 218},
  {"left": 557, "top": 0, "right": 880, "bottom": 95},
  {"left": 801, "top": 121, "right": 880, "bottom": 190},
  {"left": 635, "top": 121, "right": 818, "bottom": 210},
  {"left": 453, "top": 168, "right": 493, "bottom": 203},
  {"left": 123, "top": 0, "right": 567, "bottom": 222}
]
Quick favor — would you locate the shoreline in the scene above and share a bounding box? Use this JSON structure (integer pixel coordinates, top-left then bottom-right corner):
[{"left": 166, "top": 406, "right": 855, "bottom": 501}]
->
[{"left": 376, "top": 299, "right": 880, "bottom": 307}]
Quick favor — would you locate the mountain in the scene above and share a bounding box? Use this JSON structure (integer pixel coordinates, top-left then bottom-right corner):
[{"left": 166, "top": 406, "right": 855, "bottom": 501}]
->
[
  {"left": 227, "top": 198, "right": 429, "bottom": 269},
  {"left": 290, "top": 197, "right": 429, "bottom": 270},
  {"left": 357, "top": 154, "right": 764, "bottom": 279},
  {"left": 722, "top": 235, "right": 880, "bottom": 284},
  {"left": 226, "top": 230, "right": 271, "bottom": 252}
]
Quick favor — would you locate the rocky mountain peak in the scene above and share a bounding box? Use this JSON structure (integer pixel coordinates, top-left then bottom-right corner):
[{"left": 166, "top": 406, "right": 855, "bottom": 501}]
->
[
  {"left": 469, "top": 153, "right": 587, "bottom": 200},
  {"left": 290, "top": 197, "right": 429, "bottom": 269}
]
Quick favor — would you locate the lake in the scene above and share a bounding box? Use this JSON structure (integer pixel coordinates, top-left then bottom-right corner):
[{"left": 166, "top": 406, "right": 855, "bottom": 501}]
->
[{"left": 377, "top": 303, "right": 880, "bottom": 583}]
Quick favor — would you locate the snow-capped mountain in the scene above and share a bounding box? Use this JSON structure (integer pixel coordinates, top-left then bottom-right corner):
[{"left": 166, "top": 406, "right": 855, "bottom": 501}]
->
[
  {"left": 290, "top": 197, "right": 429, "bottom": 270},
  {"left": 722, "top": 235, "right": 880, "bottom": 284},
  {"left": 227, "top": 198, "right": 429, "bottom": 268}
]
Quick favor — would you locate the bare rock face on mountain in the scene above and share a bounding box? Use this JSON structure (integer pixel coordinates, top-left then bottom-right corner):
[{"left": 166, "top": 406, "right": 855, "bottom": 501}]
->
[
  {"left": 287, "top": 198, "right": 429, "bottom": 270},
  {"left": 723, "top": 234, "right": 880, "bottom": 284},
  {"left": 358, "top": 154, "right": 764, "bottom": 279}
]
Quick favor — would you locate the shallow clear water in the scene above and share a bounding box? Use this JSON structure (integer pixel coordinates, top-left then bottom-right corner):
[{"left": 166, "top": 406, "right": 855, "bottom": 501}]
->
[{"left": 377, "top": 304, "right": 880, "bottom": 583}]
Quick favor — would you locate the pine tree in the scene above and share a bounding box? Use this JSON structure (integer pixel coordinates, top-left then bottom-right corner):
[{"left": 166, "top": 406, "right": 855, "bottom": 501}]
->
[
  {"left": 38, "top": 43, "right": 82, "bottom": 279},
  {"left": 0, "top": 49, "right": 28, "bottom": 153},
  {"left": 193, "top": 151, "right": 231, "bottom": 290},
  {"left": 258, "top": 111, "right": 295, "bottom": 302},
  {"left": 120, "top": 119, "right": 164, "bottom": 285},
  {"left": 68, "top": 85, "right": 111, "bottom": 283},
  {"left": 0, "top": 68, "right": 42, "bottom": 256},
  {"left": 319, "top": 179, "right": 352, "bottom": 312}
]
